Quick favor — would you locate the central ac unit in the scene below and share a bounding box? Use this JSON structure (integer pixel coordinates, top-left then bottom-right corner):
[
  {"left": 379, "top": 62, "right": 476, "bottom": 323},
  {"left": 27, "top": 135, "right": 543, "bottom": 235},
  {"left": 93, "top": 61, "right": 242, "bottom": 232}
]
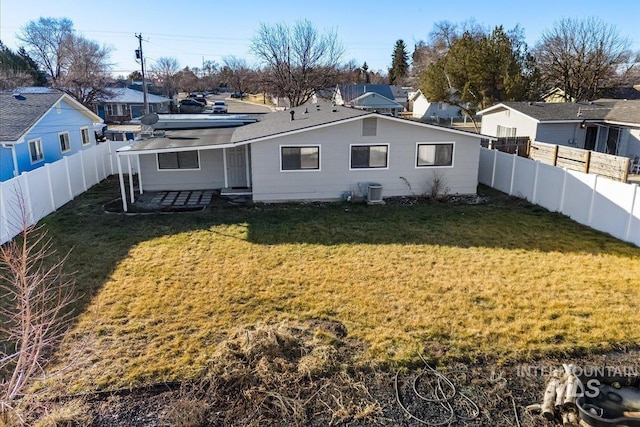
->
[{"left": 366, "top": 183, "right": 384, "bottom": 204}]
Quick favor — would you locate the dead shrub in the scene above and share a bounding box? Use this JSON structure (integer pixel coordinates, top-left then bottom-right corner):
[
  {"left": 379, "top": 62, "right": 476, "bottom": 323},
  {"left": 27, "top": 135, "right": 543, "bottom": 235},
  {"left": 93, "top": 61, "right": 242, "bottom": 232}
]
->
[{"left": 32, "top": 399, "right": 92, "bottom": 427}]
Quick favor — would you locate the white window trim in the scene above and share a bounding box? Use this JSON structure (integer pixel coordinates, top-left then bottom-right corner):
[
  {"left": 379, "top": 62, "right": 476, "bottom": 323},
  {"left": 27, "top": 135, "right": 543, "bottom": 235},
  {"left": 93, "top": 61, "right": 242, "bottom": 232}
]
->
[
  {"left": 80, "top": 127, "right": 91, "bottom": 146},
  {"left": 156, "top": 150, "right": 201, "bottom": 171},
  {"left": 349, "top": 143, "right": 390, "bottom": 171},
  {"left": 59, "top": 132, "right": 71, "bottom": 153},
  {"left": 415, "top": 142, "right": 455, "bottom": 168},
  {"left": 28, "top": 138, "right": 44, "bottom": 164},
  {"left": 279, "top": 144, "right": 321, "bottom": 172}
]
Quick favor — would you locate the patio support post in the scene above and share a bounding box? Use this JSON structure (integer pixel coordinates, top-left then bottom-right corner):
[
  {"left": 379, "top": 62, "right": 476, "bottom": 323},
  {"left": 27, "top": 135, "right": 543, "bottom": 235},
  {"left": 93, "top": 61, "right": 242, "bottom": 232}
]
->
[
  {"left": 223, "top": 148, "right": 229, "bottom": 188},
  {"left": 117, "top": 154, "right": 128, "bottom": 212},
  {"left": 127, "top": 155, "right": 134, "bottom": 204},
  {"left": 136, "top": 154, "right": 143, "bottom": 195}
]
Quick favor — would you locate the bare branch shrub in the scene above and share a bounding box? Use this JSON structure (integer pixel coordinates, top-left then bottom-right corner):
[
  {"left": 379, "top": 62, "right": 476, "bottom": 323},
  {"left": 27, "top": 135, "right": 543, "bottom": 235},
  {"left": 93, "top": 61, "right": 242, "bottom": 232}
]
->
[
  {"left": 0, "top": 194, "right": 77, "bottom": 425},
  {"left": 427, "top": 170, "right": 449, "bottom": 200}
]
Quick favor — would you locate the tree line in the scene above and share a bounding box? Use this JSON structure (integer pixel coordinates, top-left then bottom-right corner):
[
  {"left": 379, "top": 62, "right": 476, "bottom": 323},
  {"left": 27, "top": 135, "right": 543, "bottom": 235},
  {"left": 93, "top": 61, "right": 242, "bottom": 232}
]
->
[{"left": 1, "top": 17, "right": 638, "bottom": 111}]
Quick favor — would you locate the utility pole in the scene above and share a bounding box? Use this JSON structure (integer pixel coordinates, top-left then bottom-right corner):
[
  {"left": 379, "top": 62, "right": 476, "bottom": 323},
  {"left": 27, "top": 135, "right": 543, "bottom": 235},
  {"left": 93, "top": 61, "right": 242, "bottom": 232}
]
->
[{"left": 135, "top": 33, "right": 149, "bottom": 115}]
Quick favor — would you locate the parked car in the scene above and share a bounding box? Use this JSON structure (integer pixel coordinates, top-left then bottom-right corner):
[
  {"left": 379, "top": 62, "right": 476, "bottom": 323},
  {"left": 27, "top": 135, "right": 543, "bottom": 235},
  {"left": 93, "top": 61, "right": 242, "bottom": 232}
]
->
[
  {"left": 213, "top": 101, "right": 227, "bottom": 113},
  {"left": 230, "top": 91, "right": 245, "bottom": 99},
  {"left": 179, "top": 98, "right": 205, "bottom": 113},
  {"left": 187, "top": 92, "right": 207, "bottom": 105}
]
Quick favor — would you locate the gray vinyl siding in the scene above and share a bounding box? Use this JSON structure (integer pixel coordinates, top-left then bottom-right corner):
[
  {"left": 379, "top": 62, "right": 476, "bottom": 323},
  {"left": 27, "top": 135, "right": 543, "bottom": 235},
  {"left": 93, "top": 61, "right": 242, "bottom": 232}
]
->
[
  {"left": 480, "top": 108, "right": 538, "bottom": 140},
  {"left": 139, "top": 149, "right": 225, "bottom": 191},
  {"left": 535, "top": 123, "right": 586, "bottom": 148},
  {"left": 251, "top": 118, "right": 480, "bottom": 202}
]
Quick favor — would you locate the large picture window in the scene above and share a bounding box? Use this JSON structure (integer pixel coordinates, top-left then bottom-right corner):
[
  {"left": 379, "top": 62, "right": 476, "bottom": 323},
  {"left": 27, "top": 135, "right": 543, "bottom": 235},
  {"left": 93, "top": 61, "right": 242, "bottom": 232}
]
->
[
  {"left": 281, "top": 146, "right": 320, "bottom": 171},
  {"left": 29, "top": 139, "right": 44, "bottom": 163},
  {"left": 59, "top": 132, "right": 71, "bottom": 153},
  {"left": 157, "top": 151, "right": 200, "bottom": 170},
  {"left": 416, "top": 143, "right": 453, "bottom": 167},
  {"left": 350, "top": 144, "right": 388, "bottom": 169}
]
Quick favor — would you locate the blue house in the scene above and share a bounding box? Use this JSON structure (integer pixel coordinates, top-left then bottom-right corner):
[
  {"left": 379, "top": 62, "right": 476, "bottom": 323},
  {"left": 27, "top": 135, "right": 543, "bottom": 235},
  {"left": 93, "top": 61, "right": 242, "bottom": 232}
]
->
[{"left": 0, "top": 87, "right": 104, "bottom": 182}]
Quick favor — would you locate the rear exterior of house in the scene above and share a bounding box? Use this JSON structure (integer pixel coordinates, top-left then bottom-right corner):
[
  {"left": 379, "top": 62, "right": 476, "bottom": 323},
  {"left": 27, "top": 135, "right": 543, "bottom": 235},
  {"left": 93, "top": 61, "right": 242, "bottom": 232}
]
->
[
  {"left": 249, "top": 115, "right": 481, "bottom": 202},
  {"left": 117, "top": 106, "right": 489, "bottom": 207}
]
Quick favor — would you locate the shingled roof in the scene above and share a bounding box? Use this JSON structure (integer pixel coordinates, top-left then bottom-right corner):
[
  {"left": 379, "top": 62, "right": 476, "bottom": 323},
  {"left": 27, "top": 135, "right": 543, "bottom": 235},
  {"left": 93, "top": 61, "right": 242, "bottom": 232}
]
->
[
  {"left": 479, "top": 100, "right": 640, "bottom": 125},
  {"left": 0, "top": 88, "right": 65, "bottom": 142},
  {"left": 231, "top": 103, "right": 371, "bottom": 143}
]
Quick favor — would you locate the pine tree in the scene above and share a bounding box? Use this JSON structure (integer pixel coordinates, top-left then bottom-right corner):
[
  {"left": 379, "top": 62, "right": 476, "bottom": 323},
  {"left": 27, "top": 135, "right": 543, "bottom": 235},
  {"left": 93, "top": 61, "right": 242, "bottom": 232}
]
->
[{"left": 389, "top": 39, "right": 409, "bottom": 85}]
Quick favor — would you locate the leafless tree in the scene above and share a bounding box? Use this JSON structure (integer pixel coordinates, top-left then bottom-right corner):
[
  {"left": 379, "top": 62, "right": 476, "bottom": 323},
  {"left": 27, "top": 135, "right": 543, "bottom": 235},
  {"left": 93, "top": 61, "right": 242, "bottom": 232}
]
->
[
  {"left": 58, "top": 35, "right": 114, "bottom": 106},
  {"left": 17, "top": 17, "right": 113, "bottom": 106},
  {"left": 17, "top": 17, "right": 74, "bottom": 84},
  {"left": 0, "top": 194, "right": 77, "bottom": 425},
  {"left": 150, "top": 56, "right": 181, "bottom": 98},
  {"left": 251, "top": 19, "right": 344, "bottom": 107},
  {"left": 221, "top": 56, "right": 254, "bottom": 95},
  {"left": 534, "top": 17, "right": 632, "bottom": 101}
]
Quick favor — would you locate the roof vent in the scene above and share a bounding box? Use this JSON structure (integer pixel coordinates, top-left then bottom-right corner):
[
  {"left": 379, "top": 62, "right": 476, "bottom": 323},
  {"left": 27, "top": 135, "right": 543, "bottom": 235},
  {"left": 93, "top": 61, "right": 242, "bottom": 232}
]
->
[
  {"left": 304, "top": 107, "right": 308, "bottom": 114},
  {"left": 290, "top": 110, "right": 295, "bottom": 121}
]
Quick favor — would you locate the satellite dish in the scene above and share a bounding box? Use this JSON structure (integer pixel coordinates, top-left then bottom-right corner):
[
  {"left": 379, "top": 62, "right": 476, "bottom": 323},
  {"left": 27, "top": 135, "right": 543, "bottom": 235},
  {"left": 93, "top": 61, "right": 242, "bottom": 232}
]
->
[{"left": 140, "top": 112, "right": 159, "bottom": 125}]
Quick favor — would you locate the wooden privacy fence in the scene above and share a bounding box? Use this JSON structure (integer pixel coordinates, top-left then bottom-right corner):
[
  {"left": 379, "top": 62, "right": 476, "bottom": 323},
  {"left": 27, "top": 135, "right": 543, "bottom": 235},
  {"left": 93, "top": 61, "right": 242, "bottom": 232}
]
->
[
  {"left": 529, "top": 141, "right": 630, "bottom": 182},
  {"left": 482, "top": 136, "right": 531, "bottom": 157}
]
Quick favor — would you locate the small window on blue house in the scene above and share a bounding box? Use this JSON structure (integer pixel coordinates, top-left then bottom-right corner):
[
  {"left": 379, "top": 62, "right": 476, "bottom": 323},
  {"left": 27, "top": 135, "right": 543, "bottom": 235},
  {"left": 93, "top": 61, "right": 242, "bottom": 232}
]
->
[
  {"left": 157, "top": 151, "right": 200, "bottom": 170},
  {"left": 416, "top": 143, "right": 454, "bottom": 167},
  {"left": 59, "top": 132, "right": 71, "bottom": 153},
  {"left": 280, "top": 146, "right": 320, "bottom": 171},
  {"left": 81, "top": 127, "right": 91, "bottom": 146},
  {"left": 28, "top": 139, "right": 44, "bottom": 163}
]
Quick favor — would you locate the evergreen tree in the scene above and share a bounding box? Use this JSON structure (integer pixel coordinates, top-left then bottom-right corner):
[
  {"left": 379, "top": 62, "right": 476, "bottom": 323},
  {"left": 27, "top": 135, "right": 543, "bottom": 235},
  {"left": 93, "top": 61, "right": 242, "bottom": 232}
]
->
[
  {"left": 389, "top": 39, "right": 409, "bottom": 85},
  {"left": 0, "top": 41, "right": 46, "bottom": 89}
]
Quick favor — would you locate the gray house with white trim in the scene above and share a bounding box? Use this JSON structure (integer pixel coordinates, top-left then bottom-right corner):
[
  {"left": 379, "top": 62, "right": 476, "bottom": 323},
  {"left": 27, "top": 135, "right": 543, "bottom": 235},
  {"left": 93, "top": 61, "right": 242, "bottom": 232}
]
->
[
  {"left": 478, "top": 100, "right": 640, "bottom": 159},
  {"left": 116, "top": 104, "right": 492, "bottom": 208}
]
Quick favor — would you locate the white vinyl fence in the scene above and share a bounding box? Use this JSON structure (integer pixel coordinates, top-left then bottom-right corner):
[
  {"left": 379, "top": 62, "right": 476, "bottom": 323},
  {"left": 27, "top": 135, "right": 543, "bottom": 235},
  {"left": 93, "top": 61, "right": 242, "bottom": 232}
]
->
[
  {"left": 0, "top": 141, "right": 132, "bottom": 245},
  {"left": 479, "top": 147, "right": 640, "bottom": 247}
]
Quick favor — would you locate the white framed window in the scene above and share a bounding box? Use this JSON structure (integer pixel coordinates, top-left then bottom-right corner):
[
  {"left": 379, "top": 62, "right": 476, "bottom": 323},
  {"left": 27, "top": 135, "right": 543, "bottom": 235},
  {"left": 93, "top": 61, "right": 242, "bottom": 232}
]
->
[
  {"left": 280, "top": 145, "right": 320, "bottom": 171},
  {"left": 416, "top": 142, "right": 454, "bottom": 167},
  {"left": 59, "top": 132, "right": 71, "bottom": 153},
  {"left": 28, "top": 139, "right": 44, "bottom": 163},
  {"left": 106, "top": 104, "right": 114, "bottom": 116},
  {"left": 80, "top": 127, "right": 91, "bottom": 146},
  {"left": 157, "top": 151, "right": 200, "bottom": 170},
  {"left": 56, "top": 103, "right": 61, "bottom": 114},
  {"left": 497, "top": 125, "right": 516, "bottom": 138},
  {"left": 350, "top": 144, "right": 389, "bottom": 169}
]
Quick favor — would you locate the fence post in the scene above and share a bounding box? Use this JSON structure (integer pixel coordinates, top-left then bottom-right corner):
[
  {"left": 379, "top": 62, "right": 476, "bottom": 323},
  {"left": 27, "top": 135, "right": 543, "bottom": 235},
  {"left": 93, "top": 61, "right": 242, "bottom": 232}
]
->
[
  {"left": 79, "top": 150, "right": 87, "bottom": 192},
  {"left": 46, "top": 163, "right": 56, "bottom": 211},
  {"left": 625, "top": 184, "right": 638, "bottom": 241},
  {"left": 587, "top": 175, "right": 599, "bottom": 226},
  {"left": 559, "top": 167, "right": 568, "bottom": 213},
  {"left": 64, "top": 156, "right": 73, "bottom": 200},
  {"left": 509, "top": 153, "right": 517, "bottom": 195},
  {"left": 532, "top": 161, "right": 540, "bottom": 204},
  {"left": 491, "top": 149, "right": 498, "bottom": 187}
]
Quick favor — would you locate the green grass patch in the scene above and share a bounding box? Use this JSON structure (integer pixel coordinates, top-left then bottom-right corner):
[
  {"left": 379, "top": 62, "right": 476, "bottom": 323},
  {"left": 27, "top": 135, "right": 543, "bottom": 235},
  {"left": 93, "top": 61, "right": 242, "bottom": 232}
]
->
[{"left": 26, "top": 177, "right": 640, "bottom": 392}]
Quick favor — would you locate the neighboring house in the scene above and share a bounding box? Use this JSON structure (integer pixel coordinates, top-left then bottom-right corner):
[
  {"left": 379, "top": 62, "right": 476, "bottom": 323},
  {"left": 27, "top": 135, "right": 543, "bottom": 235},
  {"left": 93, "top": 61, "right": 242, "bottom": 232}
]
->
[
  {"left": 541, "top": 87, "right": 574, "bottom": 103},
  {"left": 115, "top": 103, "right": 493, "bottom": 208},
  {"left": 409, "top": 89, "right": 463, "bottom": 121},
  {"left": 390, "top": 85, "right": 411, "bottom": 110},
  {"left": 478, "top": 100, "right": 640, "bottom": 159},
  {"left": 332, "top": 84, "right": 404, "bottom": 115},
  {"left": 542, "top": 85, "right": 640, "bottom": 103},
  {"left": 0, "top": 87, "right": 104, "bottom": 182},
  {"left": 92, "top": 88, "right": 171, "bottom": 123}
]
